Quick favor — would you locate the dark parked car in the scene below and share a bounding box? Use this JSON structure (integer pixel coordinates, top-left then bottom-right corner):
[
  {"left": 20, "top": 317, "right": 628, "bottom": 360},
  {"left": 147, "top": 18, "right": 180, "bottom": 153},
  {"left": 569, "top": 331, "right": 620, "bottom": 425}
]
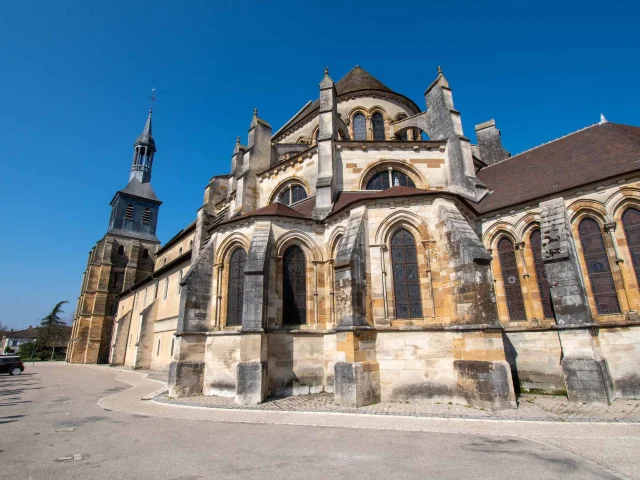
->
[{"left": 0, "top": 355, "right": 25, "bottom": 375}]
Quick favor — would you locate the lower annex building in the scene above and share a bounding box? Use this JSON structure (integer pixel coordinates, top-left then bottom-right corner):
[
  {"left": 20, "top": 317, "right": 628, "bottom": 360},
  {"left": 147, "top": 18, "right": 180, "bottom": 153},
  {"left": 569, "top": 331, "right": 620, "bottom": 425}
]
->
[{"left": 69, "top": 66, "right": 640, "bottom": 409}]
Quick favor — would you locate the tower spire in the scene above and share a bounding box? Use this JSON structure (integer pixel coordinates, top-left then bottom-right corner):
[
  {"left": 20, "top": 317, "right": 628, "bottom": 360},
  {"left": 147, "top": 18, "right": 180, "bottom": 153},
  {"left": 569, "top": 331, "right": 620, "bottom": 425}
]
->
[{"left": 130, "top": 105, "right": 157, "bottom": 184}]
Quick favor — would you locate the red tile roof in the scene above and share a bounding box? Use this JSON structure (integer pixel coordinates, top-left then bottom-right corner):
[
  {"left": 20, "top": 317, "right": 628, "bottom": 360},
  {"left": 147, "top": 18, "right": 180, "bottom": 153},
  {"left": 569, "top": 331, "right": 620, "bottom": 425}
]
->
[{"left": 475, "top": 122, "right": 640, "bottom": 214}]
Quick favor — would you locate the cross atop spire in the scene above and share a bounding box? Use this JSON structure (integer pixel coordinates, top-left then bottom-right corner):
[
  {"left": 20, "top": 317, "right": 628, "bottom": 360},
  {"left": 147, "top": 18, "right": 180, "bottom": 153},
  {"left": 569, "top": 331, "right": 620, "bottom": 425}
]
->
[{"left": 148, "top": 87, "right": 157, "bottom": 112}]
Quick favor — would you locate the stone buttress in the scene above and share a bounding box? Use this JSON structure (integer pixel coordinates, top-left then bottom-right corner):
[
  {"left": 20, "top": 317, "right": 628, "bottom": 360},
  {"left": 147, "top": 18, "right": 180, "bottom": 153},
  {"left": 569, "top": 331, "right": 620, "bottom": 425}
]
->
[{"left": 540, "top": 198, "right": 614, "bottom": 403}]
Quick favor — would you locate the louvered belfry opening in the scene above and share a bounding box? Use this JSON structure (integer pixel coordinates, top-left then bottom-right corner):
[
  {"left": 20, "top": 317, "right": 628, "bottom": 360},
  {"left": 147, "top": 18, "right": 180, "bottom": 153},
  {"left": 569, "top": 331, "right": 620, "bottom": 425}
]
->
[
  {"left": 578, "top": 218, "right": 621, "bottom": 315},
  {"left": 124, "top": 204, "right": 134, "bottom": 221},
  {"left": 142, "top": 208, "right": 151, "bottom": 225},
  {"left": 282, "top": 245, "right": 307, "bottom": 325}
]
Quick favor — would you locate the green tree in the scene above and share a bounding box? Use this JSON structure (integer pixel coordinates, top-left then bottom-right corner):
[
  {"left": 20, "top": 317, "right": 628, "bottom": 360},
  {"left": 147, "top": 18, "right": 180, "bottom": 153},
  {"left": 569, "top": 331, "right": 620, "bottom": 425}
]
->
[{"left": 38, "top": 301, "right": 69, "bottom": 360}]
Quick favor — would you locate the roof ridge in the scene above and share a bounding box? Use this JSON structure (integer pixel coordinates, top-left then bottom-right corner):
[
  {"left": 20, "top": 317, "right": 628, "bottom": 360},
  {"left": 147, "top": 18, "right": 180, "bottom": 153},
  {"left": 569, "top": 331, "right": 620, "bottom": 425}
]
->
[
  {"left": 482, "top": 122, "right": 601, "bottom": 170},
  {"left": 335, "top": 65, "right": 361, "bottom": 85}
]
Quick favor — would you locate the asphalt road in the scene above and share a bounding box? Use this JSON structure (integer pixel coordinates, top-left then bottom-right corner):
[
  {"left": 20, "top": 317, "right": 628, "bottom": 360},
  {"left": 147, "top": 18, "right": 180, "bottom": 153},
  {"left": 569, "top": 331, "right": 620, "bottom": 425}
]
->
[{"left": 0, "top": 364, "right": 634, "bottom": 480}]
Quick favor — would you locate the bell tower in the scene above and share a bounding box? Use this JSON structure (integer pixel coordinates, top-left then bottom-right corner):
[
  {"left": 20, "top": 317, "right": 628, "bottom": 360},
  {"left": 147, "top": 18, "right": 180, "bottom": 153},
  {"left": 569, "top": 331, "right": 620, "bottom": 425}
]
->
[{"left": 67, "top": 107, "right": 162, "bottom": 364}]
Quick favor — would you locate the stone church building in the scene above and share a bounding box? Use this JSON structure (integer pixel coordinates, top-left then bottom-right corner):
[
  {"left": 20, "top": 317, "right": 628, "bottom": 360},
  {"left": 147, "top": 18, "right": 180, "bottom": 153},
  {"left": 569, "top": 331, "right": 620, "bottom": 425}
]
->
[{"left": 68, "top": 66, "right": 640, "bottom": 409}]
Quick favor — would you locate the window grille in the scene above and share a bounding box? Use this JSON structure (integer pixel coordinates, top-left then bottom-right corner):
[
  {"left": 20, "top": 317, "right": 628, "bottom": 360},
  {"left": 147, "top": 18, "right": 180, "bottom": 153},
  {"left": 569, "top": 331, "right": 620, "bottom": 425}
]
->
[
  {"left": 366, "top": 170, "right": 415, "bottom": 190},
  {"left": 353, "top": 113, "right": 366, "bottom": 140},
  {"left": 390, "top": 229, "right": 423, "bottom": 319},
  {"left": 372, "top": 112, "right": 385, "bottom": 140},
  {"left": 283, "top": 245, "right": 307, "bottom": 325},
  {"left": 497, "top": 237, "right": 526, "bottom": 321},
  {"left": 622, "top": 208, "right": 640, "bottom": 289},
  {"left": 578, "top": 218, "right": 620, "bottom": 314},
  {"left": 226, "top": 248, "right": 247, "bottom": 326},
  {"left": 275, "top": 185, "right": 308, "bottom": 206}
]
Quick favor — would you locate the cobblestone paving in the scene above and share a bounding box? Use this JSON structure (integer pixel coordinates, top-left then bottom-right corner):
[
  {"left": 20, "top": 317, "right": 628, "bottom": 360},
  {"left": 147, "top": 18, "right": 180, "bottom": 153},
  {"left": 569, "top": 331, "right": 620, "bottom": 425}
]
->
[{"left": 155, "top": 391, "right": 640, "bottom": 423}]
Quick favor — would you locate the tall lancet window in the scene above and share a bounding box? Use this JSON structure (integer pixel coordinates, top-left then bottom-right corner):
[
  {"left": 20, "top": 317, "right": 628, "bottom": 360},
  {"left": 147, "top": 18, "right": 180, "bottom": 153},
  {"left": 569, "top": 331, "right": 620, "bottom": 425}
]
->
[
  {"left": 530, "top": 229, "right": 554, "bottom": 318},
  {"left": 391, "top": 229, "right": 423, "bottom": 319},
  {"left": 353, "top": 113, "right": 367, "bottom": 141},
  {"left": 578, "top": 218, "right": 620, "bottom": 314},
  {"left": 622, "top": 208, "right": 640, "bottom": 288},
  {"left": 283, "top": 245, "right": 307, "bottom": 325},
  {"left": 372, "top": 112, "right": 385, "bottom": 140},
  {"left": 226, "top": 248, "right": 247, "bottom": 326},
  {"left": 497, "top": 237, "right": 526, "bottom": 321}
]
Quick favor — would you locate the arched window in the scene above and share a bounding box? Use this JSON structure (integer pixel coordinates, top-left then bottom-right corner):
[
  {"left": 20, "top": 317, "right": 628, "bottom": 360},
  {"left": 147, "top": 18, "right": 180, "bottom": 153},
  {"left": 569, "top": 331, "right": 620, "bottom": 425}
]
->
[
  {"left": 283, "top": 245, "right": 306, "bottom": 325},
  {"left": 391, "top": 229, "right": 422, "bottom": 319},
  {"left": 226, "top": 248, "right": 246, "bottom": 326},
  {"left": 314, "top": 128, "right": 321, "bottom": 144},
  {"left": 578, "top": 218, "right": 620, "bottom": 314},
  {"left": 366, "top": 170, "right": 416, "bottom": 190},
  {"left": 157, "top": 339, "right": 161, "bottom": 356},
  {"left": 353, "top": 113, "right": 366, "bottom": 141},
  {"left": 275, "top": 184, "right": 307, "bottom": 206},
  {"left": 530, "top": 230, "right": 554, "bottom": 318},
  {"left": 189, "top": 240, "right": 194, "bottom": 249},
  {"left": 142, "top": 249, "right": 149, "bottom": 259},
  {"left": 117, "top": 245, "right": 125, "bottom": 256},
  {"left": 179, "top": 247, "right": 183, "bottom": 256},
  {"left": 372, "top": 112, "right": 385, "bottom": 140},
  {"left": 170, "top": 337, "right": 175, "bottom": 356},
  {"left": 622, "top": 208, "right": 640, "bottom": 288},
  {"left": 497, "top": 237, "right": 526, "bottom": 321}
]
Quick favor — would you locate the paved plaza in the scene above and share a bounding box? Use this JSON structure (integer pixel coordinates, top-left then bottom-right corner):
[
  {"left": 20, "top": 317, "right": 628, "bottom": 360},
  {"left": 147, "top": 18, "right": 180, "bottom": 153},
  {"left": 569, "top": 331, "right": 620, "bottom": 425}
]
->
[{"left": 2, "top": 363, "right": 639, "bottom": 479}]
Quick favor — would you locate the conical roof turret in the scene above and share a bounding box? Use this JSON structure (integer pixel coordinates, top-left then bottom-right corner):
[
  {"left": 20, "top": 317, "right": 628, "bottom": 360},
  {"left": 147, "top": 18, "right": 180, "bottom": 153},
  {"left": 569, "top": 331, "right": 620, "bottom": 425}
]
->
[{"left": 135, "top": 110, "right": 156, "bottom": 148}]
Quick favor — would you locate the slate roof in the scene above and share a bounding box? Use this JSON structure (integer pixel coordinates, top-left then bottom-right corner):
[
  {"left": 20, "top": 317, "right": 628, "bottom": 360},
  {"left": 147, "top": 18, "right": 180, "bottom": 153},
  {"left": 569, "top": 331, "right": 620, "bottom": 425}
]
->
[
  {"left": 274, "top": 66, "right": 421, "bottom": 139},
  {"left": 135, "top": 111, "right": 155, "bottom": 147},
  {"left": 475, "top": 122, "right": 640, "bottom": 214},
  {"left": 221, "top": 202, "right": 309, "bottom": 224},
  {"left": 116, "top": 178, "right": 161, "bottom": 203}
]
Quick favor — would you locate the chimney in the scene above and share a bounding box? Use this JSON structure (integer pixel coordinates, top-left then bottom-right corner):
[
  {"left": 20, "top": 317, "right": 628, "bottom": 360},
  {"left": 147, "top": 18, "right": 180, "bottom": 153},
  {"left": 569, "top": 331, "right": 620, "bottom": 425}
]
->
[{"left": 475, "top": 119, "right": 510, "bottom": 166}]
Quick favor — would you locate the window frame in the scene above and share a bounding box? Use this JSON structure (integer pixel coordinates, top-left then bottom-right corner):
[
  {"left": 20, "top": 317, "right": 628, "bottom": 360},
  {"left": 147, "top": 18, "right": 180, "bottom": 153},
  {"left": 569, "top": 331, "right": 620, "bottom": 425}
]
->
[
  {"left": 273, "top": 183, "right": 308, "bottom": 206},
  {"left": 372, "top": 112, "right": 385, "bottom": 140},
  {"left": 353, "top": 113, "right": 367, "bottom": 141},
  {"left": 389, "top": 228, "right": 423, "bottom": 319},
  {"left": 496, "top": 236, "right": 527, "bottom": 321},
  {"left": 225, "top": 247, "right": 247, "bottom": 327},
  {"left": 282, "top": 245, "right": 307, "bottom": 326},
  {"left": 578, "top": 217, "right": 621, "bottom": 315}
]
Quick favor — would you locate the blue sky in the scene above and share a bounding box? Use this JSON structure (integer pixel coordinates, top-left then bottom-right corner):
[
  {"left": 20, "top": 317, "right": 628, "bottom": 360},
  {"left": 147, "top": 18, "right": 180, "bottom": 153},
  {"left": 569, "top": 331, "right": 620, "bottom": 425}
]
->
[{"left": 0, "top": 0, "right": 638, "bottom": 330}]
